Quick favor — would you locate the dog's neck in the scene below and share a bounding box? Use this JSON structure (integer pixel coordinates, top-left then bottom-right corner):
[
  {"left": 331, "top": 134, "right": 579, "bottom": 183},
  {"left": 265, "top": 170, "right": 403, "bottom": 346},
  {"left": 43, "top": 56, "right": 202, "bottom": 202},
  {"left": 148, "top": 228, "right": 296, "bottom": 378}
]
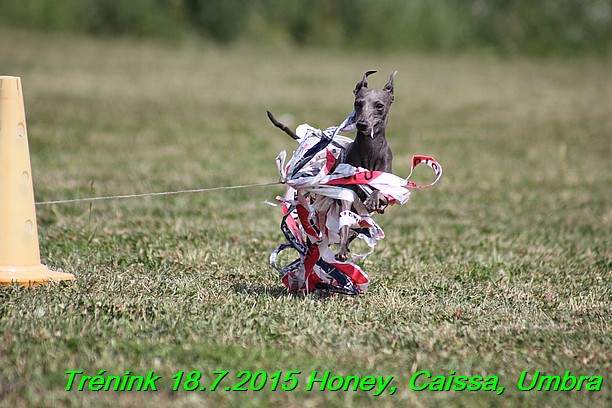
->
[
  {"left": 354, "top": 125, "right": 388, "bottom": 147},
  {"left": 346, "top": 126, "right": 391, "bottom": 171},
  {"left": 353, "top": 126, "right": 388, "bottom": 152}
]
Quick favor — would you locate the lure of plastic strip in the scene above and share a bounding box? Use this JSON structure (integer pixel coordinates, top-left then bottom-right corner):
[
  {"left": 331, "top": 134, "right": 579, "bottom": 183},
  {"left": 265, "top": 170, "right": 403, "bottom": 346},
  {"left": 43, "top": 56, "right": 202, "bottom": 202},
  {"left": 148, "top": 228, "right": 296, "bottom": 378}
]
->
[{"left": 270, "top": 112, "right": 441, "bottom": 295}]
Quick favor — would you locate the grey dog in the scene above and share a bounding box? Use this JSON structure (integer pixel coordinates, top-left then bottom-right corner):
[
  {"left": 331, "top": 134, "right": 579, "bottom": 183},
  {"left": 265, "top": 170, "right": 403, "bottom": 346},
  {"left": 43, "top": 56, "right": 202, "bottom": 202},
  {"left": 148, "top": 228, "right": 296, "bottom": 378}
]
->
[{"left": 267, "top": 70, "right": 396, "bottom": 262}]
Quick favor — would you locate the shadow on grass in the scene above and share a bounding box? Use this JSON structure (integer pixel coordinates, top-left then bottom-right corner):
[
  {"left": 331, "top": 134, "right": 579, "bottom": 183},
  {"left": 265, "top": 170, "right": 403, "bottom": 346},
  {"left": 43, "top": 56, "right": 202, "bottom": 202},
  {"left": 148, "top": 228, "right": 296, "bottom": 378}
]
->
[
  {"left": 230, "top": 282, "right": 339, "bottom": 300},
  {"left": 231, "top": 282, "right": 293, "bottom": 298}
]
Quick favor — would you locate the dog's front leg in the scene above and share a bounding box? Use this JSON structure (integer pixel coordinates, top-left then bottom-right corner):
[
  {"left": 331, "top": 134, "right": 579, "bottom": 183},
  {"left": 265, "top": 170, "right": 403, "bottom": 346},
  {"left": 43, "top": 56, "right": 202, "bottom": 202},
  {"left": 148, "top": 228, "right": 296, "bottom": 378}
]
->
[
  {"left": 364, "top": 190, "right": 388, "bottom": 213},
  {"left": 335, "top": 199, "right": 353, "bottom": 262}
]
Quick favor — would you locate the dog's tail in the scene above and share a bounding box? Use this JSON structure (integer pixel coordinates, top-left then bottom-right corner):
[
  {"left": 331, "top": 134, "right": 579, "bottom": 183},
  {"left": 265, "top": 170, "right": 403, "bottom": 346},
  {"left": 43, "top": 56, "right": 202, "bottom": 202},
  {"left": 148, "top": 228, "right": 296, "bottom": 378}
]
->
[{"left": 267, "top": 110, "right": 299, "bottom": 141}]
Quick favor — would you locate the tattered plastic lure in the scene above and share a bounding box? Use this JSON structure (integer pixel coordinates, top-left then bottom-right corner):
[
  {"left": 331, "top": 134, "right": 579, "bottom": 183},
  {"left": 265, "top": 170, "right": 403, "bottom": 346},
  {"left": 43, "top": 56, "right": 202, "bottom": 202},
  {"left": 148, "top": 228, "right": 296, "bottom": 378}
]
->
[{"left": 270, "top": 112, "right": 442, "bottom": 295}]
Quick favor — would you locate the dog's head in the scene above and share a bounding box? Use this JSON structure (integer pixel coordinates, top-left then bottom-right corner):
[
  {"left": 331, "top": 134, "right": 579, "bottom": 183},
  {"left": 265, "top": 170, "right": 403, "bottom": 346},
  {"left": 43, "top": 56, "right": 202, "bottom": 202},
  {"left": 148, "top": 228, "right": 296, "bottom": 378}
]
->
[{"left": 353, "top": 70, "right": 396, "bottom": 138}]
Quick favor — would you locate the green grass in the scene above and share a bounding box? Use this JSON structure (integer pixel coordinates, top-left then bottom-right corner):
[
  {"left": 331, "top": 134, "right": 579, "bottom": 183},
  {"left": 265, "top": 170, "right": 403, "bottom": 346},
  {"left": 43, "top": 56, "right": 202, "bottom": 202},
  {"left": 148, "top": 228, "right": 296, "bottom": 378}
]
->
[{"left": 0, "top": 29, "right": 610, "bottom": 407}]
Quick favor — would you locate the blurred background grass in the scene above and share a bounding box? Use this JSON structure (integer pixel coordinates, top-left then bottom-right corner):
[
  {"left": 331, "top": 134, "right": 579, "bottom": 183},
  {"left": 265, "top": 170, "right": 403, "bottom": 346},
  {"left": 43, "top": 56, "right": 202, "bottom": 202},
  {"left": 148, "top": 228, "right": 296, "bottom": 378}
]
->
[{"left": 1, "top": 0, "right": 611, "bottom": 56}]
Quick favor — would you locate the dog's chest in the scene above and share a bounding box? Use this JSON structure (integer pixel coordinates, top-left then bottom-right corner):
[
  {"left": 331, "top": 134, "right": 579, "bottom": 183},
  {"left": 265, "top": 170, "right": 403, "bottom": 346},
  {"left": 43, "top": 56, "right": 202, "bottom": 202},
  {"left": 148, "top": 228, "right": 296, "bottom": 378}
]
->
[{"left": 345, "top": 136, "right": 392, "bottom": 173}]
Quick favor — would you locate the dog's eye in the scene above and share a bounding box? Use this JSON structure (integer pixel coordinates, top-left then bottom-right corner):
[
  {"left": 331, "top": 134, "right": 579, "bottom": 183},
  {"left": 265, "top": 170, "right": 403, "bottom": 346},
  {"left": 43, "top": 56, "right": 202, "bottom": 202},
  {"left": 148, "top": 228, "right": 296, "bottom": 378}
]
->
[
  {"left": 375, "top": 102, "right": 385, "bottom": 111},
  {"left": 354, "top": 100, "right": 363, "bottom": 109}
]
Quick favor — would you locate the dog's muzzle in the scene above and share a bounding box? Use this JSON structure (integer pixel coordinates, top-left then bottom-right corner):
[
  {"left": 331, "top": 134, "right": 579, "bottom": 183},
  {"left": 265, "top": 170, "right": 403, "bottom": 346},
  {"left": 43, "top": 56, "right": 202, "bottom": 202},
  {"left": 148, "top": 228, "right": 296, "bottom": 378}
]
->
[{"left": 356, "top": 122, "right": 376, "bottom": 138}]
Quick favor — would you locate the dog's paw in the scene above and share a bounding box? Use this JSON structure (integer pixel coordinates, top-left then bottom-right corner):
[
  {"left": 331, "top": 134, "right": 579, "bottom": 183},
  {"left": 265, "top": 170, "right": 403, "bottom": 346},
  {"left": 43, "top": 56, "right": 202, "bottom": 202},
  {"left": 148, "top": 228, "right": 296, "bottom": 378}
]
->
[
  {"left": 364, "top": 191, "right": 388, "bottom": 213},
  {"left": 335, "top": 249, "right": 350, "bottom": 262}
]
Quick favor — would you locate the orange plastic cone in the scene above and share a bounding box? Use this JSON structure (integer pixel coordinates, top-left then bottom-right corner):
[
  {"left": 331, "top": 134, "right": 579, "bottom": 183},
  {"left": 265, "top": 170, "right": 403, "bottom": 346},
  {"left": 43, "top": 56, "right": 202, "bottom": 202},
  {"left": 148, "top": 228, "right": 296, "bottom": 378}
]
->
[{"left": 0, "top": 76, "right": 74, "bottom": 286}]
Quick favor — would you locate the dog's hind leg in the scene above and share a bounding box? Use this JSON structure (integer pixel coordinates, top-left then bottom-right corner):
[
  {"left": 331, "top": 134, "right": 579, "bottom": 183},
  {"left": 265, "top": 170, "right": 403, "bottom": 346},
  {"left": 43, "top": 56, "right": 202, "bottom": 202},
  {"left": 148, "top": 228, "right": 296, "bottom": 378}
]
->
[{"left": 335, "top": 199, "right": 353, "bottom": 262}]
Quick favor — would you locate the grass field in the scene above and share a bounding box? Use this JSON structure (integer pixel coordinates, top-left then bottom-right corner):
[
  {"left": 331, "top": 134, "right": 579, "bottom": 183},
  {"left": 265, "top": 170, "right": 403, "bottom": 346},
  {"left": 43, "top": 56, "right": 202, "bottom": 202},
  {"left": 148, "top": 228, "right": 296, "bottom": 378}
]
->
[{"left": 0, "top": 28, "right": 610, "bottom": 407}]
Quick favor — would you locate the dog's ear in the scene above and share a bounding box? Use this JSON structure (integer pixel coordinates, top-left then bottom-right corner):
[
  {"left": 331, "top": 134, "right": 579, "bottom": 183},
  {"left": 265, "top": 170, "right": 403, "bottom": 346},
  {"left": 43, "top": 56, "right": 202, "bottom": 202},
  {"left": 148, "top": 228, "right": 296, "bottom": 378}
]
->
[
  {"left": 354, "top": 70, "right": 377, "bottom": 95},
  {"left": 384, "top": 71, "right": 397, "bottom": 101}
]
